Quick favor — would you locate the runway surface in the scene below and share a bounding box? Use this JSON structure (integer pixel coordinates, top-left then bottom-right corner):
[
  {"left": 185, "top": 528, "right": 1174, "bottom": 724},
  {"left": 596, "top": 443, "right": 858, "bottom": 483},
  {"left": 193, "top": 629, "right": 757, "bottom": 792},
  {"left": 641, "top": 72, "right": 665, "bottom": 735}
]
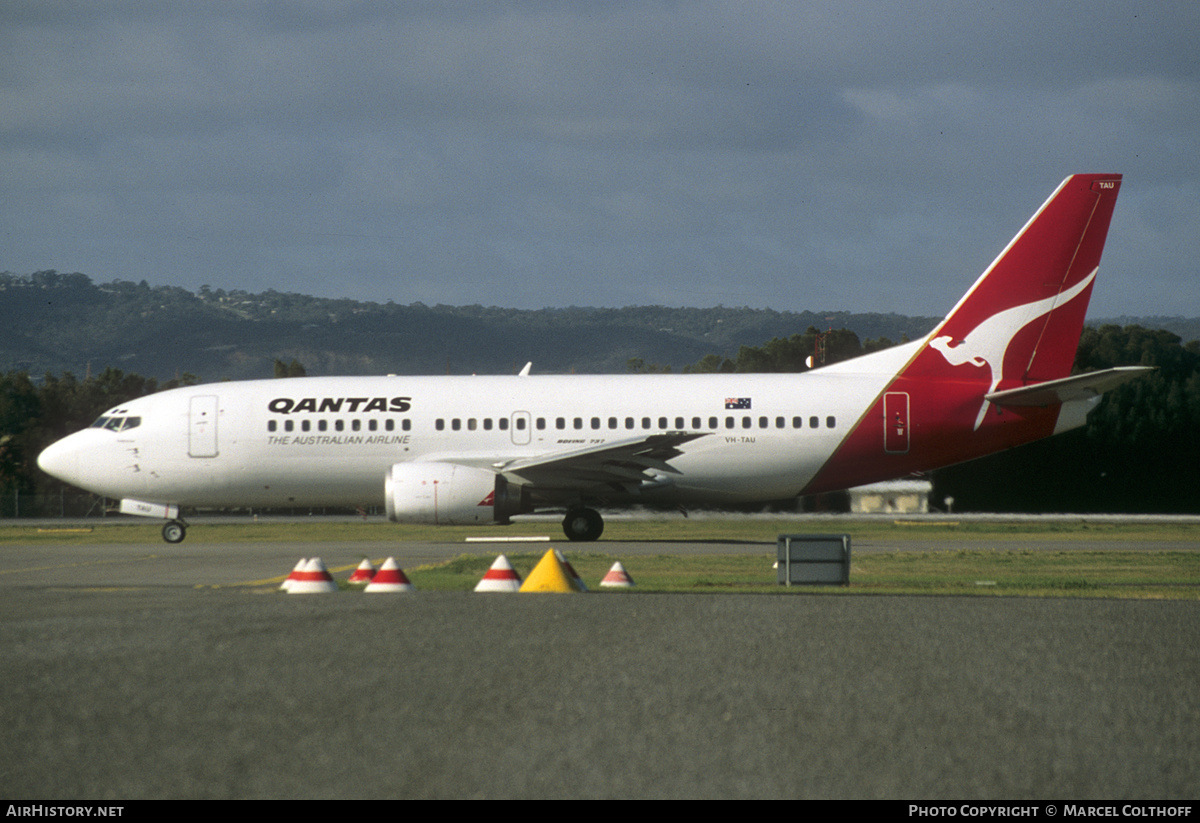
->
[{"left": 2, "top": 529, "right": 1197, "bottom": 799}]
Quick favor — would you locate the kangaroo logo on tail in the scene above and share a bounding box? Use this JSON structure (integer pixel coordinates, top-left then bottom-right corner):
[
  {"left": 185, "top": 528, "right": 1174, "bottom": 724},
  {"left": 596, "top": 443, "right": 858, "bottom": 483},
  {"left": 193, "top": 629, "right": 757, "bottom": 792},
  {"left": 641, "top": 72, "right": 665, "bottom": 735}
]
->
[{"left": 929, "top": 269, "right": 1097, "bottom": 429}]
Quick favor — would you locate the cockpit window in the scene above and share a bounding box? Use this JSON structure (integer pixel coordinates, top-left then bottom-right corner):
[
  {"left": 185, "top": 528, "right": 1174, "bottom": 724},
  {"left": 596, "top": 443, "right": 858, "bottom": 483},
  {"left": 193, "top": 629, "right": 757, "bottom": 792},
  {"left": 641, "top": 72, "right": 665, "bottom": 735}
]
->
[{"left": 91, "top": 416, "right": 142, "bottom": 432}]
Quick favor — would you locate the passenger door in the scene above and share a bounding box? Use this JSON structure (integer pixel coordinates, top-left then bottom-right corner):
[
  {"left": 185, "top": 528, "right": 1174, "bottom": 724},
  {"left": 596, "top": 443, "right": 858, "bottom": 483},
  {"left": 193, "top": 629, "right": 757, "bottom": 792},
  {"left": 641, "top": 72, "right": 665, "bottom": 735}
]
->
[
  {"left": 883, "top": 392, "right": 910, "bottom": 454},
  {"left": 189, "top": 395, "right": 219, "bottom": 458}
]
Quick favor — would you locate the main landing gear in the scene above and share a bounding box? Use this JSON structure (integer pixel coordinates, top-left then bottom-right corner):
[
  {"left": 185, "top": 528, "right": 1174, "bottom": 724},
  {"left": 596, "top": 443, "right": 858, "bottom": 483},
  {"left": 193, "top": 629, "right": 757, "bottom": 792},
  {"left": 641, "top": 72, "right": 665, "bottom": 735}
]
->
[
  {"left": 162, "top": 519, "right": 188, "bottom": 544},
  {"left": 562, "top": 507, "right": 604, "bottom": 542}
]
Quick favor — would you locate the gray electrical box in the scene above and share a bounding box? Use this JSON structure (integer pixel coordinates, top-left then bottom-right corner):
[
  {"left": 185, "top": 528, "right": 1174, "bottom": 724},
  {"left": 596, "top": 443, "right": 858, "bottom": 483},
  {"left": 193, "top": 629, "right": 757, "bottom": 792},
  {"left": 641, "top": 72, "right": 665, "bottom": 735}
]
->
[{"left": 777, "top": 534, "right": 851, "bottom": 586}]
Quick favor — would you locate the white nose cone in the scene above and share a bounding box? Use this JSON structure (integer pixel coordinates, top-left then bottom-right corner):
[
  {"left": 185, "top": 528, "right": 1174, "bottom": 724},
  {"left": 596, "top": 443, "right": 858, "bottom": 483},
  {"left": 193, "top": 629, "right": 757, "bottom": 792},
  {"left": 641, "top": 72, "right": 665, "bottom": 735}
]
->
[{"left": 37, "top": 436, "right": 81, "bottom": 486}]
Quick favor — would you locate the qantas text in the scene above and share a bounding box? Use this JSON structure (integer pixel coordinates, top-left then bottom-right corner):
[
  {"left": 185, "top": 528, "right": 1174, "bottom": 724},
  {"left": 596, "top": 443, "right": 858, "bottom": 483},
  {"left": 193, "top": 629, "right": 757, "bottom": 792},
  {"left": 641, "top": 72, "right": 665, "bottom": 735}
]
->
[{"left": 268, "top": 396, "right": 412, "bottom": 414}]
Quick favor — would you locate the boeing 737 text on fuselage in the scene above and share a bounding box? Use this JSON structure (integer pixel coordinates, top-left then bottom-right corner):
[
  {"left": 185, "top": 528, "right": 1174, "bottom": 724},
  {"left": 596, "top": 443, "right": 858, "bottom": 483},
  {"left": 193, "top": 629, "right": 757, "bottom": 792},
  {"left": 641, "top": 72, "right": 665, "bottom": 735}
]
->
[{"left": 38, "top": 174, "right": 1150, "bottom": 543}]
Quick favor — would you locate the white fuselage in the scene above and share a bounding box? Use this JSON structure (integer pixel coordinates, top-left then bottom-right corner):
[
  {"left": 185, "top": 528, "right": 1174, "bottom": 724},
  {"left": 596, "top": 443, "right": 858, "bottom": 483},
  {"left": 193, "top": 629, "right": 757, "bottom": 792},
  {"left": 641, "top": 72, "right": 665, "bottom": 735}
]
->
[{"left": 37, "top": 341, "right": 919, "bottom": 511}]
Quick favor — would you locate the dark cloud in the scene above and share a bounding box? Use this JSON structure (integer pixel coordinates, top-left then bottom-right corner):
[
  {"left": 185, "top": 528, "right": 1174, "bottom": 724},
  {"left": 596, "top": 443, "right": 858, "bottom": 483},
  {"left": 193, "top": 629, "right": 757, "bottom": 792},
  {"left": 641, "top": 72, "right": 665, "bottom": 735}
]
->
[{"left": 2, "top": 2, "right": 1198, "bottom": 318}]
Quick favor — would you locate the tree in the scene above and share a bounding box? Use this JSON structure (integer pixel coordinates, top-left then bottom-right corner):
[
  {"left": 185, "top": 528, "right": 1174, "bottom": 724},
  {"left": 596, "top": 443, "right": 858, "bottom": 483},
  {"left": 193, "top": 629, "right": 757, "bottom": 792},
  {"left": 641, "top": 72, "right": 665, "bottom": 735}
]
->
[
  {"left": 0, "top": 372, "right": 41, "bottom": 494},
  {"left": 274, "top": 359, "right": 307, "bottom": 378}
]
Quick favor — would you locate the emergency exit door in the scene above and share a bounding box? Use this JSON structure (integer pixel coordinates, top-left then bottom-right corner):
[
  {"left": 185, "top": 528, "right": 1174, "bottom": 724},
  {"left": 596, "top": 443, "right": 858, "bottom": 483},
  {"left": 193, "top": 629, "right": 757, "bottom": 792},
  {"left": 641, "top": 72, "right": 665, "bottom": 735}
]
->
[{"left": 510, "top": 411, "right": 532, "bottom": 445}]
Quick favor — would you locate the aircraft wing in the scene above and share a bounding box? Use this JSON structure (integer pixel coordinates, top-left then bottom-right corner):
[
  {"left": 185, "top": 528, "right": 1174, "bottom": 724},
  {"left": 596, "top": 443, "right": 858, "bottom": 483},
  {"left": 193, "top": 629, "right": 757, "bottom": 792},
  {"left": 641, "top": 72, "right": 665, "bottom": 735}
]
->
[
  {"left": 496, "top": 431, "right": 709, "bottom": 492},
  {"left": 984, "top": 366, "right": 1154, "bottom": 407}
]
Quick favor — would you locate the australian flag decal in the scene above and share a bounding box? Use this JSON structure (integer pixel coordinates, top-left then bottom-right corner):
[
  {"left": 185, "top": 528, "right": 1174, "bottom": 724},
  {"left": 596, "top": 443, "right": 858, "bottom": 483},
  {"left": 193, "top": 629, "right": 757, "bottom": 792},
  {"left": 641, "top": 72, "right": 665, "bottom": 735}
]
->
[{"left": 725, "top": 397, "right": 752, "bottom": 409}]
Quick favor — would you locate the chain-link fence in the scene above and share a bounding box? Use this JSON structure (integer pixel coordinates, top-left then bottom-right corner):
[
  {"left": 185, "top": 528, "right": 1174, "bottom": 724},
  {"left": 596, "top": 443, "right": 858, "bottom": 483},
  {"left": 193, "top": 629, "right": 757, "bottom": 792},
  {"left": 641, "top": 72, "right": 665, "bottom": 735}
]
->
[{"left": 0, "top": 492, "right": 111, "bottom": 518}]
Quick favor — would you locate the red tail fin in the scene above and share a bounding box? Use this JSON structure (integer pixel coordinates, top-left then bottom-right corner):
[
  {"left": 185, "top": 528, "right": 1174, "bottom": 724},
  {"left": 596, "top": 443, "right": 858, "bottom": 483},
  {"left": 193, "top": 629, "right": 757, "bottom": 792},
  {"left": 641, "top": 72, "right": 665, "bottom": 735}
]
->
[
  {"left": 908, "top": 174, "right": 1122, "bottom": 393},
  {"left": 803, "top": 174, "right": 1122, "bottom": 495}
]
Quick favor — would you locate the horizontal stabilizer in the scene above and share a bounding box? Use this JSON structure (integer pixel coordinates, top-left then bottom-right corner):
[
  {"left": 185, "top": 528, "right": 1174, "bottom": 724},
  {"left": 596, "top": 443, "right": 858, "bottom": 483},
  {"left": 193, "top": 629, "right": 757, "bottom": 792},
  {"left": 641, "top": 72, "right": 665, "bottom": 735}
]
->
[{"left": 984, "top": 366, "right": 1153, "bottom": 408}]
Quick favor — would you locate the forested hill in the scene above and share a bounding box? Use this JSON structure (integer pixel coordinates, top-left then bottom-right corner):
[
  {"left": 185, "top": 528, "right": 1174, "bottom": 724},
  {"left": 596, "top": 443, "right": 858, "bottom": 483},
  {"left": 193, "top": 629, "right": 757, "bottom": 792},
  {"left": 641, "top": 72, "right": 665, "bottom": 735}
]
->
[
  {"left": 1, "top": 270, "right": 941, "bottom": 380},
  {"left": 3, "top": 270, "right": 1198, "bottom": 381}
]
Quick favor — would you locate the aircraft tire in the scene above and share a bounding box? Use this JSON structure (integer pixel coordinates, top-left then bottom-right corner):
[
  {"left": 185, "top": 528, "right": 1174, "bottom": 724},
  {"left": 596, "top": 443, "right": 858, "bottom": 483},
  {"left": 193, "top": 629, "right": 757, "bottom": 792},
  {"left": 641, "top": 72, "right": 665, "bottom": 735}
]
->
[
  {"left": 562, "top": 507, "right": 604, "bottom": 542},
  {"left": 162, "top": 520, "right": 187, "bottom": 544}
]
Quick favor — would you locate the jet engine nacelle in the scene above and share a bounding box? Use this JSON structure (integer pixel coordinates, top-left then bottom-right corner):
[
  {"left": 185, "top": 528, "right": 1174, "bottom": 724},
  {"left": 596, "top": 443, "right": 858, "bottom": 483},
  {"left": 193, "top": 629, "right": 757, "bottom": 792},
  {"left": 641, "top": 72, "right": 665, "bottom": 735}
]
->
[{"left": 385, "top": 462, "right": 526, "bottom": 525}]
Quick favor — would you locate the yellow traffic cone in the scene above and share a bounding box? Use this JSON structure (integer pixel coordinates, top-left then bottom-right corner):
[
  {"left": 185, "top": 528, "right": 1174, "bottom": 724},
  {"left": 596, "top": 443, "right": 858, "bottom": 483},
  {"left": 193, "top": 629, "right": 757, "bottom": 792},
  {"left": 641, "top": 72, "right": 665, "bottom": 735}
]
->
[{"left": 519, "top": 548, "right": 583, "bottom": 593}]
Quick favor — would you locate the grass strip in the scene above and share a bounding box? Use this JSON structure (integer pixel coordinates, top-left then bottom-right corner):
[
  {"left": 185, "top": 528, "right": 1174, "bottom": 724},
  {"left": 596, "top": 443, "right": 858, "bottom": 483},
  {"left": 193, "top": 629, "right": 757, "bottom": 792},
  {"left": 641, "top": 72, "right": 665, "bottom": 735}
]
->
[{"left": 398, "top": 549, "right": 1199, "bottom": 600}]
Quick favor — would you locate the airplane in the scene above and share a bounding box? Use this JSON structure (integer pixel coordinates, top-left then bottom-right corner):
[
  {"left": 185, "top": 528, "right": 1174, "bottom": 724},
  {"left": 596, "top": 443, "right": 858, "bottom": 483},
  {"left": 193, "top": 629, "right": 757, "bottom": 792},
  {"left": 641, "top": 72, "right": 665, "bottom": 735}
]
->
[{"left": 37, "top": 173, "right": 1151, "bottom": 544}]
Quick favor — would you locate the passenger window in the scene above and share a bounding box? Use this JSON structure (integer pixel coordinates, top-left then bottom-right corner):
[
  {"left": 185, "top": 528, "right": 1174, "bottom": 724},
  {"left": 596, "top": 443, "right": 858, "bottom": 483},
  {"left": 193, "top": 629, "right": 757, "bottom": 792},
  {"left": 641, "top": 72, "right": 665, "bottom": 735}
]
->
[
  {"left": 827, "top": 416, "right": 836, "bottom": 428},
  {"left": 810, "top": 416, "right": 819, "bottom": 429},
  {"left": 556, "top": 418, "right": 566, "bottom": 430},
  {"left": 625, "top": 417, "right": 635, "bottom": 430},
  {"left": 302, "top": 420, "right": 311, "bottom": 432},
  {"left": 402, "top": 420, "right": 411, "bottom": 431},
  {"left": 319, "top": 420, "right": 328, "bottom": 432},
  {"left": 591, "top": 417, "right": 600, "bottom": 430},
  {"left": 385, "top": 419, "right": 394, "bottom": 432},
  {"left": 709, "top": 417, "right": 718, "bottom": 429},
  {"left": 268, "top": 420, "right": 277, "bottom": 432},
  {"left": 436, "top": 419, "right": 445, "bottom": 431}
]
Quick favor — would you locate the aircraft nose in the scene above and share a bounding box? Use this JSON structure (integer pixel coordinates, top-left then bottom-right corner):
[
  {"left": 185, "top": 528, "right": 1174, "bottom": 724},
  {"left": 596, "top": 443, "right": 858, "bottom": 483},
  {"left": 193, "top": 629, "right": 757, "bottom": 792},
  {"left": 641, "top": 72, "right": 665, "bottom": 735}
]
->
[{"left": 38, "top": 435, "right": 82, "bottom": 486}]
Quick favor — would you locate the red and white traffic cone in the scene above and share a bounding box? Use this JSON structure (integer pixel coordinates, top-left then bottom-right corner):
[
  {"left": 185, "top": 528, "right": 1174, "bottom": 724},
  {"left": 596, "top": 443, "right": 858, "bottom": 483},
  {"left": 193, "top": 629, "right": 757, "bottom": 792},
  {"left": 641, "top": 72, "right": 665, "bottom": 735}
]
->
[
  {"left": 280, "top": 558, "right": 306, "bottom": 592},
  {"left": 556, "top": 550, "right": 588, "bottom": 592},
  {"left": 364, "top": 557, "right": 415, "bottom": 592},
  {"left": 474, "top": 554, "right": 522, "bottom": 593},
  {"left": 288, "top": 557, "right": 338, "bottom": 594},
  {"left": 600, "top": 561, "right": 635, "bottom": 588},
  {"left": 348, "top": 559, "right": 376, "bottom": 584}
]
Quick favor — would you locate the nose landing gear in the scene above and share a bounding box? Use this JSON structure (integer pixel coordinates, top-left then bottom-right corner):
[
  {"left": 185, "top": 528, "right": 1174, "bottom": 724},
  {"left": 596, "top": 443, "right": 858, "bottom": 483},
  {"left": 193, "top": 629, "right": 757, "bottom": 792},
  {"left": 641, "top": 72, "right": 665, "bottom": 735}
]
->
[{"left": 162, "top": 519, "right": 188, "bottom": 544}]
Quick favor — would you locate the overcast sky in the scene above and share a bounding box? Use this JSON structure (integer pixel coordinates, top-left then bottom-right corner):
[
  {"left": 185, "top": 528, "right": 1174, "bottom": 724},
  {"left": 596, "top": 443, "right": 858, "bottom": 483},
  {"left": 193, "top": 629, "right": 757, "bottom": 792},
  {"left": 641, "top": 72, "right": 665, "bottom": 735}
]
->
[{"left": 3, "top": 2, "right": 1198, "bottom": 318}]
